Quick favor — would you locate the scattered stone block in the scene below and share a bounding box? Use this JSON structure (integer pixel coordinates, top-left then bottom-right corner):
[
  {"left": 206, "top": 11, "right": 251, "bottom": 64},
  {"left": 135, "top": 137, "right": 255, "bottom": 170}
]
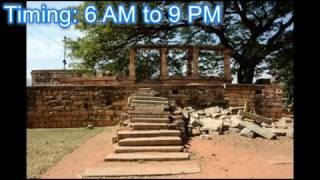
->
[
  {"left": 286, "top": 128, "right": 294, "bottom": 138},
  {"left": 239, "top": 110, "right": 273, "bottom": 125},
  {"left": 211, "top": 113, "right": 222, "bottom": 118},
  {"left": 192, "top": 127, "right": 201, "bottom": 136},
  {"left": 261, "top": 122, "right": 272, "bottom": 128},
  {"left": 190, "top": 117, "right": 203, "bottom": 127},
  {"left": 265, "top": 128, "right": 287, "bottom": 136},
  {"left": 229, "top": 127, "right": 241, "bottom": 133},
  {"left": 242, "top": 118, "right": 255, "bottom": 122},
  {"left": 200, "top": 134, "right": 212, "bottom": 140},
  {"left": 281, "top": 117, "right": 293, "bottom": 123},
  {"left": 230, "top": 115, "right": 241, "bottom": 128},
  {"left": 200, "top": 118, "right": 223, "bottom": 131},
  {"left": 210, "top": 130, "right": 223, "bottom": 136},
  {"left": 278, "top": 118, "right": 288, "bottom": 129},
  {"left": 240, "top": 121, "right": 276, "bottom": 139},
  {"left": 221, "top": 109, "right": 231, "bottom": 115},
  {"left": 190, "top": 112, "right": 199, "bottom": 118},
  {"left": 182, "top": 111, "right": 189, "bottom": 119},
  {"left": 112, "top": 135, "right": 118, "bottom": 144},
  {"left": 173, "top": 109, "right": 182, "bottom": 115},
  {"left": 197, "top": 110, "right": 206, "bottom": 115},
  {"left": 240, "top": 128, "right": 255, "bottom": 138},
  {"left": 229, "top": 106, "right": 244, "bottom": 114},
  {"left": 200, "top": 128, "right": 209, "bottom": 135},
  {"left": 184, "top": 107, "right": 192, "bottom": 110},
  {"left": 223, "top": 121, "right": 231, "bottom": 128},
  {"left": 204, "top": 106, "right": 221, "bottom": 116}
]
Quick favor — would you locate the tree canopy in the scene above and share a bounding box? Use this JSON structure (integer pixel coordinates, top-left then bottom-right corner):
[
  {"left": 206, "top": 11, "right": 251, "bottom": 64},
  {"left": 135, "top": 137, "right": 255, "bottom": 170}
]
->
[{"left": 66, "top": 1, "right": 293, "bottom": 92}]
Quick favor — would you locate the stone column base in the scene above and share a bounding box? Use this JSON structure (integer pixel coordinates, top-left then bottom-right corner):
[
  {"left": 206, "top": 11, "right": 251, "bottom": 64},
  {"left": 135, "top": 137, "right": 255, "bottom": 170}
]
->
[{"left": 160, "top": 75, "right": 169, "bottom": 80}]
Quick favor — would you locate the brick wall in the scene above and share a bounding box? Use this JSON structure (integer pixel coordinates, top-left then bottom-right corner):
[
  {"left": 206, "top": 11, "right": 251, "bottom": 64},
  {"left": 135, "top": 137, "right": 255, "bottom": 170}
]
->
[
  {"left": 224, "top": 84, "right": 283, "bottom": 118},
  {"left": 27, "top": 84, "right": 283, "bottom": 128}
]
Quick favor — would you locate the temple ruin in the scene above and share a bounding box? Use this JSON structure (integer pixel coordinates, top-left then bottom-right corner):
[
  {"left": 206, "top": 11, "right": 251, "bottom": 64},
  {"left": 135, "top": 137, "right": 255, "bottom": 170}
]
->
[
  {"left": 27, "top": 45, "right": 283, "bottom": 128},
  {"left": 31, "top": 45, "right": 231, "bottom": 86}
]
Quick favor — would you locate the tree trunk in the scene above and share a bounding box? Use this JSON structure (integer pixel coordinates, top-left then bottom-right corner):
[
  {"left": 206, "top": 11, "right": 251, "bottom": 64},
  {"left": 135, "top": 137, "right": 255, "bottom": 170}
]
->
[{"left": 237, "top": 63, "right": 255, "bottom": 84}]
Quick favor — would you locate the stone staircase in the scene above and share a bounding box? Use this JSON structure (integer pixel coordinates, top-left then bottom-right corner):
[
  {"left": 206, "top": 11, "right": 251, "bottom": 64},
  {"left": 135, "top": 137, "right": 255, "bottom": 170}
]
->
[
  {"left": 82, "top": 88, "right": 199, "bottom": 178},
  {"left": 104, "top": 88, "right": 190, "bottom": 161}
]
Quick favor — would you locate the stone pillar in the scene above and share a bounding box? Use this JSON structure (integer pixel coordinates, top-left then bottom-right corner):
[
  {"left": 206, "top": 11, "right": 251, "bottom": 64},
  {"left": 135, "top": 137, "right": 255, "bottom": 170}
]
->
[
  {"left": 160, "top": 48, "right": 168, "bottom": 79},
  {"left": 192, "top": 47, "right": 200, "bottom": 78},
  {"left": 129, "top": 48, "right": 136, "bottom": 80},
  {"left": 223, "top": 49, "right": 232, "bottom": 83},
  {"left": 187, "top": 48, "right": 193, "bottom": 76}
]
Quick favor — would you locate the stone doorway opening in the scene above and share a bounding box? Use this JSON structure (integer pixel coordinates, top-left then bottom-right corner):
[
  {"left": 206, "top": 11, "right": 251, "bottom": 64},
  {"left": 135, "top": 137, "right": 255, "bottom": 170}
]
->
[
  {"left": 199, "top": 50, "right": 224, "bottom": 78},
  {"left": 135, "top": 49, "right": 160, "bottom": 82},
  {"left": 167, "top": 49, "right": 189, "bottom": 77}
]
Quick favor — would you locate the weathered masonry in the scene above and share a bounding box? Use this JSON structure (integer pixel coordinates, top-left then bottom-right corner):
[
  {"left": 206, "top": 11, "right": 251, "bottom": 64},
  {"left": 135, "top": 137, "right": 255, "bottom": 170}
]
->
[
  {"left": 27, "top": 45, "right": 283, "bottom": 128},
  {"left": 27, "top": 84, "right": 282, "bottom": 128},
  {"left": 31, "top": 45, "right": 231, "bottom": 86}
]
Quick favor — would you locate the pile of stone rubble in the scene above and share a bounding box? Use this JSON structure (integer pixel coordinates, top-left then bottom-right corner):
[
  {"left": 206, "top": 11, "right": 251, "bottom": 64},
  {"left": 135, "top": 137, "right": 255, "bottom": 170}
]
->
[{"left": 172, "top": 106, "right": 293, "bottom": 140}]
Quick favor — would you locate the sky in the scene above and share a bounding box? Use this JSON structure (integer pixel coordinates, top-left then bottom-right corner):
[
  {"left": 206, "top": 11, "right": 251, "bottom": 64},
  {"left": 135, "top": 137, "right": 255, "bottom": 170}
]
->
[
  {"left": 26, "top": 1, "right": 272, "bottom": 83},
  {"left": 27, "top": 1, "right": 84, "bottom": 80}
]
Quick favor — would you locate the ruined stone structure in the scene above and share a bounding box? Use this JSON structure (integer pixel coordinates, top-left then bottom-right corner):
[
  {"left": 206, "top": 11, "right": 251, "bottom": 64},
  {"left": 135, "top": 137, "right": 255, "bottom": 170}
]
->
[
  {"left": 82, "top": 89, "right": 199, "bottom": 177},
  {"left": 31, "top": 45, "right": 230, "bottom": 86},
  {"left": 27, "top": 45, "right": 283, "bottom": 128}
]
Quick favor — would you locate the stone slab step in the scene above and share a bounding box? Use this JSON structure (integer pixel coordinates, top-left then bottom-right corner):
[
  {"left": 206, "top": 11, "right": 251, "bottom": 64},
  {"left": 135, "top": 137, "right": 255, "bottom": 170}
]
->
[
  {"left": 137, "top": 88, "right": 152, "bottom": 92},
  {"left": 132, "top": 93, "right": 155, "bottom": 97},
  {"left": 82, "top": 161, "right": 200, "bottom": 177},
  {"left": 114, "top": 145, "right": 183, "bottom": 153},
  {"left": 131, "top": 106, "right": 168, "bottom": 111},
  {"left": 117, "top": 130, "right": 181, "bottom": 139},
  {"left": 131, "top": 114, "right": 170, "bottom": 118},
  {"left": 127, "top": 110, "right": 170, "bottom": 115},
  {"left": 131, "top": 117, "right": 170, "bottom": 123},
  {"left": 118, "top": 136, "right": 181, "bottom": 146},
  {"left": 131, "top": 100, "right": 169, "bottom": 105},
  {"left": 132, "top": 96, "right": 168, "bottom": 101},
  {"left": 170, "top": 115, "right": 184, "bottom": 120},
  {"left": 131, "top": 122, "right": 171, "bottom": 130},
  {"left": 130, "top": 104, "right": 169, "bottom": 109},
  {"left": 104, "top": 152, "right": 190, "bottom": 161}
]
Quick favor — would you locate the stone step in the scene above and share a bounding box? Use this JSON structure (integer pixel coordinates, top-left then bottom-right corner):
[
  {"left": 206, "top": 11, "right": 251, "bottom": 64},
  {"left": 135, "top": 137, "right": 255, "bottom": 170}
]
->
[
  {"left": 170, "top": 115, "right": 184, "bottom": 120},
  {"left": 133, "top": 93, "right": 155, "bottom": 97},
  {"left": 131, "top": 106, "right": 169, "bottom": 112},
  {"left": 137, "top": 88, "right": 152, "bottom": 92},
  {"left": 114, "top": 145, "right": 183, "bottom": 153},
  {"left": 104, "top": 152, "right": 190, "bottom": 161},
  {"left": 131, "top": 104, "right": 168, "bottom": 108},
  {"left": 82, "top": 161, "right": 200, "bottom": 178},
  {"left": 118, "top": 136, "right": 182, "bottom": 146},
  {"left": 131, "top": 122, "right": 171, "bottom": 130},
  {"left": 132, "top": 95, "right": 168, "bottom": 101},
  {"left": 172, "top": 120, "right": 185, "bottom": 126},
  {"left": 131, "top": 114, "right": 170, "bottom": 118},
  {"left": 117, "top": 130, "right": 181, "bottom": 139},
  {"left": 131, "top": 117, "right": 170, "bottom": 123},
  {"left": 127, "top": 110, "right": 170, "bottom": 115},
  {"left": 131, "top": 100, "right": 169, "bottom": 105}
]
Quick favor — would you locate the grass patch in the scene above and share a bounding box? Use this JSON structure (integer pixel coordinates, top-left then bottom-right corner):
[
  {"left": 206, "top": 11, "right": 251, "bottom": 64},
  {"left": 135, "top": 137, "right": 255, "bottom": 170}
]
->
[{"left": 27, "top": 127, "right": 108, "bottom": 179}]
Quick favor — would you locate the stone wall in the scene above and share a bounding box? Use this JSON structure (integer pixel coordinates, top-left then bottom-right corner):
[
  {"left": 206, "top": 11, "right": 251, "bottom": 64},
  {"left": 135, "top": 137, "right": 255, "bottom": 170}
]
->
[
  {"left": 27, "top": 84, "right": 283, "bottom": 128},
  {"left": 31, "top": 70, "right": 225, "bottom": 86},
  {"left": 224, "top": 84, "right": 283, "bottom": 118}
]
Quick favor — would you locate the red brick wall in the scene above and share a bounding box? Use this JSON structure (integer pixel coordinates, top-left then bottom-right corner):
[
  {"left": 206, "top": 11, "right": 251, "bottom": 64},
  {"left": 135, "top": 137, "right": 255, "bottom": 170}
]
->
[
  {"left": 27, "top": 84, "right": 283, "bottom": 128},
  {"left": 224, "top": 84, "right": 283, "bottom": 118}
]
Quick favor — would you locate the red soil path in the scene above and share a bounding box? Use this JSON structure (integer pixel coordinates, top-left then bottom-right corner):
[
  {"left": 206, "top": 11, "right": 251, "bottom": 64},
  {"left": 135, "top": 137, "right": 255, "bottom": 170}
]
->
[{"left": 42, "top": 128, "right": 293, "bottom": 179}]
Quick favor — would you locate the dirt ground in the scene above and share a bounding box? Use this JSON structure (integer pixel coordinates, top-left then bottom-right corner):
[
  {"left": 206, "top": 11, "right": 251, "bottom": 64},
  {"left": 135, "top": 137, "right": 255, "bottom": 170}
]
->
[
  {"left": 27, "top": 127, "right": 105, "bottom": 178},
  {"left": 42, "top": 127, "right": 293, "bottom": 179}
]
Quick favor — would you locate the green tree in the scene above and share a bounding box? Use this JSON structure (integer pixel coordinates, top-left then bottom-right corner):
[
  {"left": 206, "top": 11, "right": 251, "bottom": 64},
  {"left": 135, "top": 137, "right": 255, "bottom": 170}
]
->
[{"left": 66, "top": 1, "right": 293, "bottom": 84}]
